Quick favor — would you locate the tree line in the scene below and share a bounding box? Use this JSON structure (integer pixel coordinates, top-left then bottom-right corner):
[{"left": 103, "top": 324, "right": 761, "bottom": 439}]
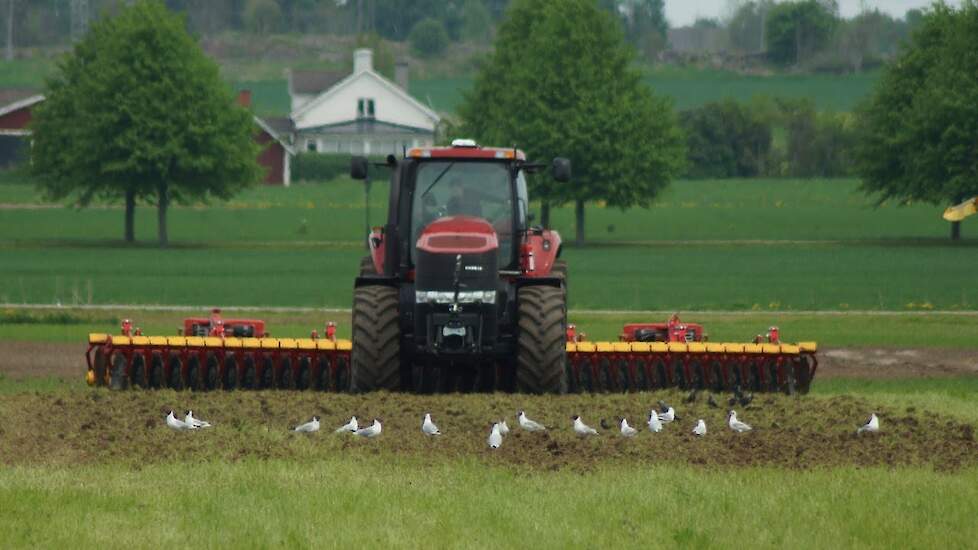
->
[{"left": 25, "top": 0, "right": 978, "bottom": 245}]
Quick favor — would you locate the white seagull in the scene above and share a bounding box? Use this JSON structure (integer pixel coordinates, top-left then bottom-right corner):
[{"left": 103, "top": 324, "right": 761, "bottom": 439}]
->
[
  {"left": 335, "top": 416, "right": 359, "bottom": 434},
  {"left": 293, "top": 416, "right": 321, "bottom": 433},
  {"left": 857, "top": 413, "right": 880, "bottom": 434},
  {"left": 619, "top": 418, "right": 638, "bottom": 437},
  {"left": 647, "top": 410, "right": 663, "bottom": 433},
  {"left": 185, "top": 410, "right": 211, "bottom": 428},
  {"left": 692, "top": 419, "right": 707, "bottom": 437},
  {"left": 659, "top": 407, "right": 676, "bottom": 424},
  {"left": 572, "top": 415, "right": 599, "bottom": 436},
  {"left": 518, "top": 411, "right": 546, "bottom": 432},
  {"left": 355, "top": 419, "right": 382, "bottom": 438},
  {"left": 727, "top": 410, "right": 752, "bottom": 433},
  {"left": 166, "top": 410, "right": 195, "bottom": 431},
  {"left": 422, "top": 413, "right": 441, "bottom": 436},
  {"left": 488, "top": 423, "right": 502, "bottom": 449},
  {"left": 498, "top": 420, "right": 510, "bottom": 435}
]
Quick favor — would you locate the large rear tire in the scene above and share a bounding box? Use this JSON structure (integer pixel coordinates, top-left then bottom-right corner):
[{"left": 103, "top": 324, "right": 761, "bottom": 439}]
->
[
  {"left": 350, "top": 285, "right": 401, "bottom": 392},
  {"left": 516, "top": 285, "right": 567, "bottom": 394}
]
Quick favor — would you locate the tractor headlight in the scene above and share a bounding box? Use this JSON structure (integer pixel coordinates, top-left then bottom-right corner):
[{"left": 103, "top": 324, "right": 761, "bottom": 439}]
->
[{"left": 416, "top": 290, "right": 497, "bottom": 304}]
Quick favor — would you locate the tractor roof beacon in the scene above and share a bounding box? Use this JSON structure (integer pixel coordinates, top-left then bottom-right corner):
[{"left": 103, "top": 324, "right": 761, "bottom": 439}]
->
[{"left": 349, "top": 140, "right": 572, "bottom": 394}]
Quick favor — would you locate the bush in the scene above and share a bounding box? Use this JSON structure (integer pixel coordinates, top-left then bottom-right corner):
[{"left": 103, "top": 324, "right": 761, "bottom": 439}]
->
[
  {"left": 680, "top": 100, "right": 773, "bottom": 178},
  {"left": 783, "top": 101, "right": 857, "bottom": 177},
  {"left": 292, "top": 153, "right": 387, "bottom": 182},
  {"left": 410, "top": 18, "right": 450, "bottom": 58}
]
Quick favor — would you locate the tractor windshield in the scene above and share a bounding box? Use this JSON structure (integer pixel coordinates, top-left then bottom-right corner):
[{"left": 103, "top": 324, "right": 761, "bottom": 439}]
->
[{"left": 411, "top": 161, "right": 514, "bottom": 265}]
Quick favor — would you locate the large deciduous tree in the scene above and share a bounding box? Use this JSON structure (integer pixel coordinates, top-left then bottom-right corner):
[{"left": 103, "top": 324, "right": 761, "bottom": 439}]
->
[
  {"left": 854, "top": 2, "right": 978, "bottom": 241},
  {"left": 31, "top": 0, "right": 262, "bottom": 246},
  {"left": 765, "top": 0, "right": 837, "bottom": 65},
  {"left": 460, "top": 0, "right": 685, "bottom": 245}
]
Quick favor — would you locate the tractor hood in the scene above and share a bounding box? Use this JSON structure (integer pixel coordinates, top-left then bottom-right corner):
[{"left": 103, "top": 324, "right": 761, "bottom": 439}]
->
[{"left": 416, "top": 216, "right": 499, "bottom": 255}]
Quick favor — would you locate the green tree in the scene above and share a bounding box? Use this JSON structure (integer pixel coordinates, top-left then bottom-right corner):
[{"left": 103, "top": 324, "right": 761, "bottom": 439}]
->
[
  {"left": 244, "top": 0, "right": 282, "bottom": 35},
  {"left": 680, "top": 100, "right": 772, "bottom": 179},
  {"left": 460, "top": 0, "right": 684, "bottom": 245},
  {"left": 409, "top": 17, "right": 450, "bottom": 58},
  {"left": 460, "top": 0, "right": 493, "bottom": 43},
  {"left": 765, "top": 0, "right": 837, "bottom": 65},
  {"left": 854, "top": 2, "right": 978, "bottom": 241},
  {"left": 726, "top": 0, "right": 775, "bottom": 53},
  {"left": 30, "top": 0, "right": 262, "bottom": 246}
]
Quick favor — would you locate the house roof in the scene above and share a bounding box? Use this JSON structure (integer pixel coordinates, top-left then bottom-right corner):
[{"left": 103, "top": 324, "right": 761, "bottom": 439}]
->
[
  {"left": 289, "top": 70, "right": 345, "bottom": 96},
  {"left": 254, "top": 115, "right": 295, "bottom": 156},
  {"left": 297, "top": 118, "right": 434, "bottom": 136},
  {"left": 291, "top": 69, "right": 440, "bottom": 125},
  {"left": 0, "top": 92, "right": 45, "bottom": 119}
]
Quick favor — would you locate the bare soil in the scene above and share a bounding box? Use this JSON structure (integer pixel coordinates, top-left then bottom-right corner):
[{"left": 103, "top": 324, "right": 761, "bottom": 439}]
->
[{"left": 0, "top": 390, "right": 974, "bottom": 472}]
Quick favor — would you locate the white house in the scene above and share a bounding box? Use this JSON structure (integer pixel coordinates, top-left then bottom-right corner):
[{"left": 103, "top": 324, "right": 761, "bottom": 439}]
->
[{"left": 289, "top": 49, "right": 441, "bottom": 156}]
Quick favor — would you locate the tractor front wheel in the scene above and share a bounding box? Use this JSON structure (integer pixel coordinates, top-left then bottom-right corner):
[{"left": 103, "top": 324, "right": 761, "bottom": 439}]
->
[
  {"left": 515, "top": 285, "right": 568, "bottom": 394},
  {"left": 350, "top": 285, "right": 401, "bottom": 392}
]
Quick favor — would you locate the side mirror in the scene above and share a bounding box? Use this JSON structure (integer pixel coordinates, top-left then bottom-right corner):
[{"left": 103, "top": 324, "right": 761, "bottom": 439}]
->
[
  {"left": 552, "top": 157, "right": 571, "bottom": 182},
  {"left": 350, "top": 156, "right": 368, "bottom": 180}
]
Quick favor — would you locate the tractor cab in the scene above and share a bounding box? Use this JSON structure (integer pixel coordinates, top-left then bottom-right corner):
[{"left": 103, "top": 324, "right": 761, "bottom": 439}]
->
[{"left": 348, "top": 140, "right": 573, "bottom": 393}]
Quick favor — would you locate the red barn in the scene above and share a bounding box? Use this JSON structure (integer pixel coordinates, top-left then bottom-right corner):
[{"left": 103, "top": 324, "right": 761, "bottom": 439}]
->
[
  {"left": 0, "top": 90, "right": 43, "bottom": 167},
  {"left": 0, "top": 89, "right": 293, "bottom": 185}
]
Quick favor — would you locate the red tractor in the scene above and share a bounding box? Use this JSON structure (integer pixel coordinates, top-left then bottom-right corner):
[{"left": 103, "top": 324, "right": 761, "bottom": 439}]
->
[{"left": 350, "top": 140, "right": 571, "bottom": 393}]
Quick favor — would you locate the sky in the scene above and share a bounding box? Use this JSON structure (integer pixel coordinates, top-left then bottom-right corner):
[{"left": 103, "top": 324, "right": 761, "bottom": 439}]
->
[{"left": 665, "top": 0, "right": 964, "bottom": 27}]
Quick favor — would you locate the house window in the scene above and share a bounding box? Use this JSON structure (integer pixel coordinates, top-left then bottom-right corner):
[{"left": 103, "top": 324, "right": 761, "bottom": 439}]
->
[
  {"left": 357, "top": 98, "right": 375, "bottom": 119},
  {"left": 306, "top": 139, "right": 317, "bottom": 152}
]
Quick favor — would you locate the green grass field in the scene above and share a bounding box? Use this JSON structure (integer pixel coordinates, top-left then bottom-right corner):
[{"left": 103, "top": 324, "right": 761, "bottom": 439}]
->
[
  {"left": 1, "top": 459, "right": 974, "bottom": 549},
  {"left": 2, "top": 178, "right": 975, "bottom": 311}
]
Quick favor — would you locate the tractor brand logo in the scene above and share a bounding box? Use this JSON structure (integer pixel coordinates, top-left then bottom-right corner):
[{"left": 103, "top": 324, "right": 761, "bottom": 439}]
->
[{"left": 464, "top": 265, "right": 483, "bottom": 272}]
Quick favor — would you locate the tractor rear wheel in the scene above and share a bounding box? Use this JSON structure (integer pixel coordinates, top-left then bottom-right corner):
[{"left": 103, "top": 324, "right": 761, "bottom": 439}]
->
[
  {"left": 350, "top": 285, "right": 401, "bottom": 392},
  {"left": 515, "top": 285, "right": 567, "bottom": 394}
]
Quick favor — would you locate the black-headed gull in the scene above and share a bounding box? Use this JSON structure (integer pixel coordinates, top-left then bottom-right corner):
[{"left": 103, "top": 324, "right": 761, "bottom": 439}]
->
[
  {"left": 692, "top": 419, "right": 707, "bottom": 436},
  {"left": 517, "top": 411, "right": 546, "bottom": 432},
  {"left": 659, "top": 406, "right": 676, "bottom": 424},
  {"left": 647, "top": 410, "right": 662, "bottom": 433},
  {"left": 572, "top": 415, "right": 598, "bottom": 436},
  {"left": 857, "top": 413, "right": 880, "bottom": 434},
  {"left": 488, "top": 423, "right": 502, "bottom": 448},
  {"left": 727, "top": 410, "right": 752, "bottom": 433},
  {"left": 422, "top": 413, "right": 441, "bottom": 436},
  {"left": 619, "top": 418, "right": 638, "bottom": 437},
  {"left": 355, "top": 419, "right": 382, "bottom": 438},
  {"left": 293, "top": 416, "right": 320, "bottom": 433},
  {"left": 166, "top": 410, "right": 195, "bottom": 431},
  {"left": 185, "top": 410, "right": 211, "bottom": 428},
  {"left": 335, "top": 416, "right": 358, "bottom": 434}
]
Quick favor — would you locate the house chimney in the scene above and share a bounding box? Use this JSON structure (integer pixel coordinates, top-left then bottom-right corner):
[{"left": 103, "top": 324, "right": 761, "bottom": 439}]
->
[
  {"left": 395, "top": 60, "right": 409, "bottom": 91},
  {"left": 237, "top": 89, "right": 252, "bottom": 108},
  {"left": 353, "top": 48, "right": 373, "bottom": 74}
]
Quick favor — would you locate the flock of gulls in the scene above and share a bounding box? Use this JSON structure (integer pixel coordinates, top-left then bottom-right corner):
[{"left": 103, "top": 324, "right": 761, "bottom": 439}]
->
[{"left": 164, "top": 403, "right": 882, "bottom": 448}]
